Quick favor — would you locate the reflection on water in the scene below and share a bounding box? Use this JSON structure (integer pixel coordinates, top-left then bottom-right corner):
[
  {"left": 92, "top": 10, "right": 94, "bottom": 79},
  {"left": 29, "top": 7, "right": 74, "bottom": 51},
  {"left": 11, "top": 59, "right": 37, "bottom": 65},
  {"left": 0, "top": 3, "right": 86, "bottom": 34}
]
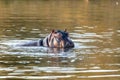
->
[{"left": 0, "top": 0, "right": 120, "bottom": 80}]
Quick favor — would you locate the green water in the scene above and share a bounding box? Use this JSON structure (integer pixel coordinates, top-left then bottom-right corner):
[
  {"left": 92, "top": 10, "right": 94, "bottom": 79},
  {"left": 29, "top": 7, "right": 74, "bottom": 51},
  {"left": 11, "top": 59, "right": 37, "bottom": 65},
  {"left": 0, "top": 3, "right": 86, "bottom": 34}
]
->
[{"left": 0, "top": 0, "right": 120, "bottom": 80}]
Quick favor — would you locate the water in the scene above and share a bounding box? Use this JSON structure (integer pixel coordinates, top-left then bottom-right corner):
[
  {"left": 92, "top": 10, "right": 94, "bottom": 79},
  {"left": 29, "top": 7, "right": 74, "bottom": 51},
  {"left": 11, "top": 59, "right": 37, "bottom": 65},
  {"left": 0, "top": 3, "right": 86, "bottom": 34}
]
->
[{"left": 0, "top": 0, "right": 120, "bottom": 80}]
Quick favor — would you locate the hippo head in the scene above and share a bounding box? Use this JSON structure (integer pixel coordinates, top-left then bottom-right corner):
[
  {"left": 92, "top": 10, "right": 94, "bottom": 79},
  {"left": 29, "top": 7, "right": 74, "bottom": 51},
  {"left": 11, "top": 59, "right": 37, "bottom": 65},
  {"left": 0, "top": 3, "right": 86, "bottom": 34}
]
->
[{"left": 43, "top": 29, "right": 74, "bottom": 48}]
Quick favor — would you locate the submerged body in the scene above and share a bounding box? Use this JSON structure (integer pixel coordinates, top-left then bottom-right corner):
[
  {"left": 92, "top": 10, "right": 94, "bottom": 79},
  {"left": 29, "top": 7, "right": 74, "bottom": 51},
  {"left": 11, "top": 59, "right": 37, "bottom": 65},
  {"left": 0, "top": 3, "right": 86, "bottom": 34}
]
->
[{"left": 21, "top": 29, "right": 74, "bottom": 48}]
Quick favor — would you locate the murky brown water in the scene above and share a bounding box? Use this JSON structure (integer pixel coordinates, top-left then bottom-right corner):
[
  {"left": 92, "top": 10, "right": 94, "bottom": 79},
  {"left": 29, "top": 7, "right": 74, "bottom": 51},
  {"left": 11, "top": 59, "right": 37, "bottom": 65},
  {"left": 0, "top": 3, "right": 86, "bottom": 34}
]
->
[{"left": 0, "top": 0, "right": 120, "bottom": 80}]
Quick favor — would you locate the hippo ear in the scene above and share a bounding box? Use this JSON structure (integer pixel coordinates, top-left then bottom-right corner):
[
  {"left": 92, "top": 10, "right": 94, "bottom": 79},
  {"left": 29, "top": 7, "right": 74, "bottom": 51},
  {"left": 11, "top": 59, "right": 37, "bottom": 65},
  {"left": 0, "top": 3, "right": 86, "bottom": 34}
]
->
[
  {"left": 52, "top": 29, "right": 55, "bottom": 33},
  {"left": 64, "top": 29, "right": 67, "bottom": 32}
]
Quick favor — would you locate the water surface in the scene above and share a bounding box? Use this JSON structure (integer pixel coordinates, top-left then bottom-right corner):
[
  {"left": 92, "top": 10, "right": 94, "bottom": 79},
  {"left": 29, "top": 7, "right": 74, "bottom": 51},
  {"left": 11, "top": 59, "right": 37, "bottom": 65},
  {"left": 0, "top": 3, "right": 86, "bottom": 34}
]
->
[{"left": 0, "top": 0, "right": 120, "bottom": 80}]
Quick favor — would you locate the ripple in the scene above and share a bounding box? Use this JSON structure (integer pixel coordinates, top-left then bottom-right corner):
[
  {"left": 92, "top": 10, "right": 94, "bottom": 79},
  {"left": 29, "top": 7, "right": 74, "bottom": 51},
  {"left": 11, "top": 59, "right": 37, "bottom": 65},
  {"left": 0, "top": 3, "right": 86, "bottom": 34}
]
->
[
  {"left": 0, "top": 40, "right": 36, "bottom": 46},
  {"left": 74, "top": 26, "right": 83, "bottom": 29},
  {"left": 54, "top": 70, "right": 120, "bottom": 73},
  {"left": 0, "top": 75, "right": 74, "bottom": 79},
  {"left": 78, "top": 75, "right": 120, "bottom": 78},
  {"left": 74, "top": 39, "right": 98, "bottom": 42},
  {"left": 30, "top": 28, "right": 41, "bottom": 34},
  {"left": 73, "top": 30, "right": 86, "bottom": 33},
  {"left": 0, "top": 67, "right": 16, "bottom": 71},
  {"left": 116, "top": 30, "right": 120, "bottom": 33},
  {"left": 107, "top": 63, "right": 120, "bottom": 66},
  {"left": 71, "top": 33, "right": 102, "bottom": 38},
  {"left": 8, "top": 73, "right": 23, "bottom": 76},
  {"left": 33, "top": 67, "right": 119, "bottom": 73},
  {"left": 14, "top": 69, "right": 35, "bottom": 73},
  {"left": 101, "top": 32, "right": 114, "bottom": 38},
  {"left": 74, "top": 43, "right": 98, "bottom": 49}
]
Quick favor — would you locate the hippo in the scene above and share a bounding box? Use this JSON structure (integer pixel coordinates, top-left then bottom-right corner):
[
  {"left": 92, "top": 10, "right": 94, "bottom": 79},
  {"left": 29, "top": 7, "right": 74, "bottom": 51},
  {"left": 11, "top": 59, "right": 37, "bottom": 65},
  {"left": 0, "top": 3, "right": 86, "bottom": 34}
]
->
[{"left": 21, "top": 29, "right": 74, "bottom": 48}]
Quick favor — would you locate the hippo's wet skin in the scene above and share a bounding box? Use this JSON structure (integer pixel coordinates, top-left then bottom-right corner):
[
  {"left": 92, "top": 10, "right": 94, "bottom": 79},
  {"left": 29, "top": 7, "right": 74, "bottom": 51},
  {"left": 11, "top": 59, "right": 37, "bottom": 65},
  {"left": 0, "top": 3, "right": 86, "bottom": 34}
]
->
[{"left": 21, "top": 29, "right": 74, "bottom": 48}]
